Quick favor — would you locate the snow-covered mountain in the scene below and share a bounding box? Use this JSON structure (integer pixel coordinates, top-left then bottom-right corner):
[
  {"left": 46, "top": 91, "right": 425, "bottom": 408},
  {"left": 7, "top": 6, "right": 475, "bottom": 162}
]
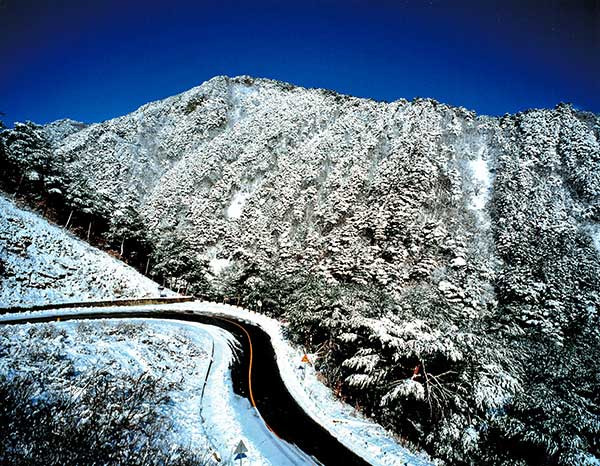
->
[{"left": 1, "top": 75, "right": 599, "bottom": 464}]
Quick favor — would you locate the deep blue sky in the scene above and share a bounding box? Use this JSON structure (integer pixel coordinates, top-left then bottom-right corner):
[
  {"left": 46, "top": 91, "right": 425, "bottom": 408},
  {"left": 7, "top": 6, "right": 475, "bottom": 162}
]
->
[{"left": 1, "top": 0, "right": 599, "bottom": 125}]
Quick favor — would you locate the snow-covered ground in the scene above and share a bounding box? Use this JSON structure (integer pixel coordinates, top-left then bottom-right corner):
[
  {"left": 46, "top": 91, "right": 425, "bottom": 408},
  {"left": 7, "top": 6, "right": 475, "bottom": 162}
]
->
[
  {"left": 1, "top": 302, "right": 435, "bottom": 465},
  {"left": 0, "top": 320, "right": 212, "bottom": 455},
  {"left": 0, "top": 318, "right": 317, "bottom": 465},
  {"left": 0, "top": 195, "right": 169, "bottom": 307},
  {"left": 466, "top": 145, "right": 493, "bottom": 228}
]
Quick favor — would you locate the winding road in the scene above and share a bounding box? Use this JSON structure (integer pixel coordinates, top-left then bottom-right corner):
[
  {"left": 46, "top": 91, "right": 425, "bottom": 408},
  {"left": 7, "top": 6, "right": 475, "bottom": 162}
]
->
[{"left": 0, "top": 305, "right": 371, "bottom": 466}]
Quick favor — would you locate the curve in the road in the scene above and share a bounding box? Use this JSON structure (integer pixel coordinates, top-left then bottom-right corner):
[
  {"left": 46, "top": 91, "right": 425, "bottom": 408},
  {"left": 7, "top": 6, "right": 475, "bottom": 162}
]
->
[
  {"left": 0, "top": 309, "right": 371, "bottom": 466},
  {"left": 214, "top": 315, "right": 258, "bottom": 408}
]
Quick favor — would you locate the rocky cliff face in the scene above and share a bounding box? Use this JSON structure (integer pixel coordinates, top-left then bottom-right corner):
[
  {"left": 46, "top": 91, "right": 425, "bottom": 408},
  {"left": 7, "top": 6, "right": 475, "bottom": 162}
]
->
[{"left": 1, "top": 76, "right": 599, "bottom": 464}]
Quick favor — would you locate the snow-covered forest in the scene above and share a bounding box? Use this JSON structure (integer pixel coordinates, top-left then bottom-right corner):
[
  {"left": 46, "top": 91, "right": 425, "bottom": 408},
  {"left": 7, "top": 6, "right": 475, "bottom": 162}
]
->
[{"left": 1, "top": 75, "right": 599, "bottom": 464}]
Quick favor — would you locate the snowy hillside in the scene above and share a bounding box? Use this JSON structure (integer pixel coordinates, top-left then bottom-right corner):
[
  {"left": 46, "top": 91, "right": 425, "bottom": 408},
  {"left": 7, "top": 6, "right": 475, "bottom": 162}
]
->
[
  {"left": 1, "top": 75, "right": 599, "bottom": 464},
  {"left": 0, "top": 195, "right": 164, "bottom": 307}
]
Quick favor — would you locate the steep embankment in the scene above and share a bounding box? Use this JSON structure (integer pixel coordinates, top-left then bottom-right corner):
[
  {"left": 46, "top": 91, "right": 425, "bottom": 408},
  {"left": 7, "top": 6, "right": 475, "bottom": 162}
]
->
[
  {"left": 1, "top": 75, "right": 599, "bottom": 464},
  {"left": 0, "top": 195, "right": 164, "bottom": 307}
]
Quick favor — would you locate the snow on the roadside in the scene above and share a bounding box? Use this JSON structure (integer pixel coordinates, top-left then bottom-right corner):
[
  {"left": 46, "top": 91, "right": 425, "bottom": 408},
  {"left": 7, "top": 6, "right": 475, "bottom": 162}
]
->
[
  {"left": 0, "top": 316, "right": 318, "bottom": 466},
  {"left": 187, "top": 302, "right": 436, "bottom": 466},
  {"left": 1, "top": 303, "right": 434, "bottom": 465},
  {"left": 61, "top": 320, "right": 211, "bottom": 451},
  {"left": 0, "top": 195, "right": 170, "bottom": 307},
  {"left": 196, "top": 321, "right": 316, "bottom": 465}
]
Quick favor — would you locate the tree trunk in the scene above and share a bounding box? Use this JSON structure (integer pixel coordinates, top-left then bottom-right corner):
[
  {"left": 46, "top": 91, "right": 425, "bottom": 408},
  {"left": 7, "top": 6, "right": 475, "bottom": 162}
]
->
[
  {"left": 64, "top": 210, "right": 73, "bottom": 229},
  {"left": 14, "top": 174, "right": 23, "bottom": 196},
  {"left": 120, "top": 237, "right": 125, "bottom": 257},
  {"left": 87, "top": 221, "right": 92, "bottom": 242},
  {"left": 145, "top": 257, "right": 150, "bottom": 275}
]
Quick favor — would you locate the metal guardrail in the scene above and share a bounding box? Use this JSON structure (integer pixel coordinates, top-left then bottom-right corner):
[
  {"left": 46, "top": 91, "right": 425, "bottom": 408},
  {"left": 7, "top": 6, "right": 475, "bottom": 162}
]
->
[{"left": 0, "top": 296, "right": 195, "bottom": 314}]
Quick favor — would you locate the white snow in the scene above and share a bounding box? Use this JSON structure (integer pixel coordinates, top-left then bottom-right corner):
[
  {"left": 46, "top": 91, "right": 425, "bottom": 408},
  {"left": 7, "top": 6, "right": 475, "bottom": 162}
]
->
[
  {"left": 450, "top": 257, "right": 467, "bottom": 268},
  {"left": 468, "top": 149, "right": 492, "bottom": 212},
  {"left": 205, "top": 246, "right": 232, "bottom": 275},
  {"left": 0, "top": 195, "right": 172, "bottom": 307},
  {"left": 1, "top": 302, "right": 434, "bottom": 465},
  {"left": 587, "top": 224, "right": 600, "bottom": 253},
  {"left": 209, "top": 257, "right": 232, "bottom": 275},
  {"left": 227, "top": 189, "right": 253, "bottom": 219},
  {"left": 228, "top": 82, "right": 259, "bottom": 126},
  {"left": 225, "top": 167, "right": 263, "bottom": 220},
  {"left": 0, "top": 319, "right": 213, "bottom": 455},
  {"left": 0, "top": 317, "right": 317, "bottom": 466}
]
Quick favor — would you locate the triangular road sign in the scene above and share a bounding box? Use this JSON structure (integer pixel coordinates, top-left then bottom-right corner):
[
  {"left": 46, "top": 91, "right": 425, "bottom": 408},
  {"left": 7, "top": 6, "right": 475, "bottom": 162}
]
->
[
  {"left": 301, "top": 354, "right": 311, "bottom": 364},
  {"left": 234, "top": 440, "right": 248, "bottom": 455}
]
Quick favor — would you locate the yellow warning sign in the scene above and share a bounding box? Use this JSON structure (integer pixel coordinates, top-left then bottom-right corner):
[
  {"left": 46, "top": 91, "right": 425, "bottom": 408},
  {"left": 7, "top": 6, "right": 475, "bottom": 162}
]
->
[{"left": 301, "top": 354, "right": 311, "bottom": 364}]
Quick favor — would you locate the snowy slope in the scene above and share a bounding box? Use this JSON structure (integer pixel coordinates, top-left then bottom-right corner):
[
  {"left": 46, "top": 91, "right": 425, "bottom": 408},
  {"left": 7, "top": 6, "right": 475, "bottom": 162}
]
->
[
  {"left": 0, "top": 195, "right": 166, "bottom": 307},
  {"left": 0, "top": 76, "right": 502, "bottom": 298}
]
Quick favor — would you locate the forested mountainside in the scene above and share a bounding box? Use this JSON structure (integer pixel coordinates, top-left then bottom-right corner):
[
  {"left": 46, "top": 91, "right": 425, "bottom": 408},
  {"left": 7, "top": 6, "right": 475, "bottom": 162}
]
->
[{"left": 1, "top": 75, "right": 599, "bottom": 464}]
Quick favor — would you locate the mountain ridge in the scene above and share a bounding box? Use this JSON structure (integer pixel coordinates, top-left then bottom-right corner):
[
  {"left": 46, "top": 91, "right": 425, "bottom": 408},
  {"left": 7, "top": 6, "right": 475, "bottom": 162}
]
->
[{"left": 32, "top": 75, "right": 599, "bottom": 133}]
